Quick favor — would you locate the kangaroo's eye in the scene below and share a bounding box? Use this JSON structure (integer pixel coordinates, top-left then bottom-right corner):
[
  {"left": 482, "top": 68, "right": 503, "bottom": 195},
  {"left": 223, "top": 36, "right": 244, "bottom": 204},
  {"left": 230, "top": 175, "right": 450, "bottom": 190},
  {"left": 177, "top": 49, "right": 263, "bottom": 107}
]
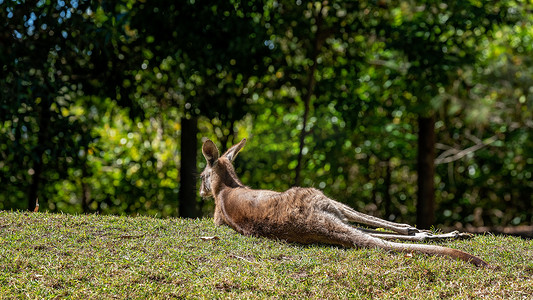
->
[
  {"left": 201, "top": 173, "right": 211, "bottom": 183},
  {"left": 202, "top": 173, "right": 211, "bottom": 191}
]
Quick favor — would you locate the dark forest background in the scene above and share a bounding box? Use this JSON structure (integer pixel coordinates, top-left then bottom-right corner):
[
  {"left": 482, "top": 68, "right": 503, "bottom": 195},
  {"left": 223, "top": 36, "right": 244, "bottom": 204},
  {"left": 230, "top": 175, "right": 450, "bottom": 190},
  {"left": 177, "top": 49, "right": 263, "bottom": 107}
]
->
[{"left": 1, "top": 0, "right": 532, "bottom": 229}]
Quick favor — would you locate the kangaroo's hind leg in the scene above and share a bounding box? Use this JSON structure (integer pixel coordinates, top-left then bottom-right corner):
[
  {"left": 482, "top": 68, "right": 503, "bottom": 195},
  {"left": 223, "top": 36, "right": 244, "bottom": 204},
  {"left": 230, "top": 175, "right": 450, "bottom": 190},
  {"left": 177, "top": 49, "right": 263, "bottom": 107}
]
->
[
  {"left": 332, "top": 201, "right": 421, "bottom": 235},
  {"left": 357, "top": 228, "right": 472, "bottom": 241},
  {"left": 308, "top": 213, "right": 393, "bottom": 249}
]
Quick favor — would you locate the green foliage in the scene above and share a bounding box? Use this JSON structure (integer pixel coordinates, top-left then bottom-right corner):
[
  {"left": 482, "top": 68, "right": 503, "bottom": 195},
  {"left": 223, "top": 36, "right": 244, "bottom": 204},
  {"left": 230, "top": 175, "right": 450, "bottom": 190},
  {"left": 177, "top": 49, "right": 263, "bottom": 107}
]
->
[{"left": 1, "top": 1, "right": 532, "bottom": 227}]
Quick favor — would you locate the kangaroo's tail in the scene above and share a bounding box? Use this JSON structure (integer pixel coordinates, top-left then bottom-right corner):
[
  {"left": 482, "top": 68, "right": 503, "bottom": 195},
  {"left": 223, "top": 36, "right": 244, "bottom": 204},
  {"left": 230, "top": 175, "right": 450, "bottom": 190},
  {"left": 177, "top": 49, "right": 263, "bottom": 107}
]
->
[
  {"left": 382, "top": 240, "right": 488, "bottom": 267},
  {"left": 353, "top": 232, "right": 488, "bottom": 267}
]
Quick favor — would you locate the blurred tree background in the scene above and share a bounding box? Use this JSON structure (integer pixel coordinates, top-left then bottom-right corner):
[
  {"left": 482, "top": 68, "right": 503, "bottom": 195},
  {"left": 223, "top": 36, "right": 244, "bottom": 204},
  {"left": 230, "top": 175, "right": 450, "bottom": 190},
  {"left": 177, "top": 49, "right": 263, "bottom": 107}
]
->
[{"left": 1, "top": 0, "right": 531, "bottom": 229}]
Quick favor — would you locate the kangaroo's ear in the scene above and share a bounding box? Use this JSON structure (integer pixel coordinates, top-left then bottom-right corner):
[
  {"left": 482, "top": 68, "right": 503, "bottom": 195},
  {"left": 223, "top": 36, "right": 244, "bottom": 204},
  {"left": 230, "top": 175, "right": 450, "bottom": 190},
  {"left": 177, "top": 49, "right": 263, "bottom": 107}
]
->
[
  {"left": 202, "top": 139, "right": 219, "bottom": 167},
  {"left": 223, "top": 138, "right": 247, "bottom": 162}
]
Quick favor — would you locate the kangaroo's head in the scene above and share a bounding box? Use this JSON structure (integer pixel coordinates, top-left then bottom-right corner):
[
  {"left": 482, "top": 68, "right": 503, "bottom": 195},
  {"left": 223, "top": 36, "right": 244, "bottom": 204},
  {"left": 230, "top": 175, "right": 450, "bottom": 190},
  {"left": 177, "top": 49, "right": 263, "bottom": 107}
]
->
[{"left": 200, "top": 138, "right": 247, "bottom": 198}]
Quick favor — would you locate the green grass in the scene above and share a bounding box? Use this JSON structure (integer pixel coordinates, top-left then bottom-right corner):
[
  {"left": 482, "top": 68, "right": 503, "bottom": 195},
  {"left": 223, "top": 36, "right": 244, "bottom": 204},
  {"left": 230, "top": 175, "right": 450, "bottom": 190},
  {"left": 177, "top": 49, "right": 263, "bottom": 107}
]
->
[{"left": 1, "top": 211, "right": 532, "bottom": 299}]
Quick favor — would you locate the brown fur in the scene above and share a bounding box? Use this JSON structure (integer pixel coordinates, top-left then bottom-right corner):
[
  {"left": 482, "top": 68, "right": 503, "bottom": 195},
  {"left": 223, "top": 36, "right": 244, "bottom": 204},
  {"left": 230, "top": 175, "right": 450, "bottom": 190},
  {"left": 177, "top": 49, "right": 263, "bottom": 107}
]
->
[{"left": 199, "top": 138, "right": 488, "bottom": 267}]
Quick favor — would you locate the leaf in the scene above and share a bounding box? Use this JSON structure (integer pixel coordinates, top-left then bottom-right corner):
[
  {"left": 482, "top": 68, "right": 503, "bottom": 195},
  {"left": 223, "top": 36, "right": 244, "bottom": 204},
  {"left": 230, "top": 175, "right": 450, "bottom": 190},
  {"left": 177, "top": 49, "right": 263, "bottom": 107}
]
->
[
  {"left": 34, "top": 198, "right": 39, "bottom": 212},
  {"left": 199, "top": 236, "right": 220, "bottom": 241}
]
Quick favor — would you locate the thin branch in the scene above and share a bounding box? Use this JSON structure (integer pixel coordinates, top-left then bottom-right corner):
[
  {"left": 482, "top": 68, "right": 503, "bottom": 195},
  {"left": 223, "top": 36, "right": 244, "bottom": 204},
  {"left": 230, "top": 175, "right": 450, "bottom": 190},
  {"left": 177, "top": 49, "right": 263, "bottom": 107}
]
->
[
  {"left": 435, "top": 135, "right": 498, "bottom": 165},
  {"left": 368, "top": 59, "right": 409, "bottom": 73},
  {"left": 465, "top": 132, "right": 483, "bottom": 144},
  {"left": 435, "top": 143, "right": 454, "bottom": 151},
  {"left": 435, "top": 144, "right": 460, "bottom": 161}
]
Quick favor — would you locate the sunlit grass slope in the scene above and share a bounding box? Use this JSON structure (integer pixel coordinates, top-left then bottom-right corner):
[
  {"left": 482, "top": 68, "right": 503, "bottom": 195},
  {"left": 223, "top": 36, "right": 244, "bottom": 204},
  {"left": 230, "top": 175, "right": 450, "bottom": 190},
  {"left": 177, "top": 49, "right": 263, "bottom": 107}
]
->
[{"left": 0, "top": 211, "right": 532, "bottom": 299}]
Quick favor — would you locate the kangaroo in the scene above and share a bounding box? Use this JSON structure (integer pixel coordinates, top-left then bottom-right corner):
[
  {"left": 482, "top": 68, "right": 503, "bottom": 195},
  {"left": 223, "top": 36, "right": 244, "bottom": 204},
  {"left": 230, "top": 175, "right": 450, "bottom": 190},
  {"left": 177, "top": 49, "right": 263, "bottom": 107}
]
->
[{"left": 199, "top": 138, "right": 488, "bottom": 267}]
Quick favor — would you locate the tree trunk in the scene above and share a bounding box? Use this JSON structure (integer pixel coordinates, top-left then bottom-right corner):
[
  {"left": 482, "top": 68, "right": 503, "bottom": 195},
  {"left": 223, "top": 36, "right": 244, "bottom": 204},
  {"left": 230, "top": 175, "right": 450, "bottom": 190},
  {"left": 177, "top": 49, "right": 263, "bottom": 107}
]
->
[
  {"left": 28, "top": 96, "right": 50, "bottom": 211},
  {"left": 81, "top": 153, "right": 91, "bottom": 213},
  {"left": 28, "top": 160, "right": 42, "bottom": 212},
  {"left": 417, "top": 114, "right": 436, "bottom": 229},
  {"left": 384, "top": 159, "right": 392, "bottom": 220},
  {"left": 293, "top": 7, "right": 325, "bottom": 187},
  {"left": 178, "top": 116, "right": 199, "bottom": 218},
  {"left": 293, "top": 83, "right": 313, "bottom": 187}
]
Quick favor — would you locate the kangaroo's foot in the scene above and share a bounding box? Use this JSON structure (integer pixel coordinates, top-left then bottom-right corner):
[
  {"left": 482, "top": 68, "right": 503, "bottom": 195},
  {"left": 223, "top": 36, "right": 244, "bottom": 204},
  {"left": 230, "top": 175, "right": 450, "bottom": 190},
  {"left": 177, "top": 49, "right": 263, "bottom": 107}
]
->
[
  {"left": 394, "top": 225, "right": 429, "bottom": 236},
  {"left": 360, "top": 229, "right": 473, "bottom": 242},
  {"left": 416, "top": 230, "right": 474, "bottom": 241}
]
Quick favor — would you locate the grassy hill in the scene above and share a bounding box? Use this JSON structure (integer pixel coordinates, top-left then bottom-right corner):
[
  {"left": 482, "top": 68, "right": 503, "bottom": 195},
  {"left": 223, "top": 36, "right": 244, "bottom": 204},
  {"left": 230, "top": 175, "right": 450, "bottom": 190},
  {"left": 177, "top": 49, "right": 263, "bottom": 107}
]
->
[{"left": 1, "top": 211, "right": 532, "bottom": 299}]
